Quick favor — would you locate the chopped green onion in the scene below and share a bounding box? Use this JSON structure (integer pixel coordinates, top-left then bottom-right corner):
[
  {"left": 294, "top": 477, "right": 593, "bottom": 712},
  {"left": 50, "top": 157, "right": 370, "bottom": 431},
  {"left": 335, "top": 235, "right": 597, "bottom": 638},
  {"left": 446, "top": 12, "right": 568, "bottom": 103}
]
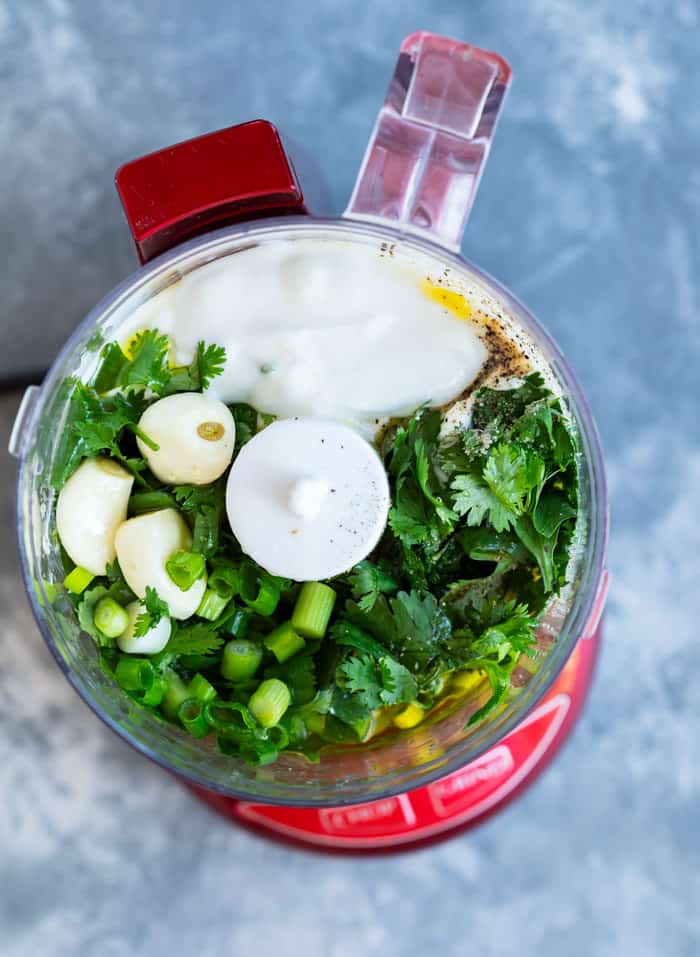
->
[
  {"left": 249, "top": 678, "right": 291, "bottom": 728},
  {"left": 93, "top": 597, "right": 129, "bottom": 638},
  {"left": 239, "top": 562, "right": 281, "bottom": 615},
  {"left": 177, "top": 698, "right": 211, "bottom": 738},
  {"left": 161, "top": 670, "right": 190, "bottom": 720},
  {"left": 225, "top": 608, "right": 250, "bottom": 639},
  {"left": 187, "top": 672, "right": 217, "bottom": 703},
  {"left": 221, "top": 639, "right": 263, "bottom": 681},
  {"left": 127, "top": 490, "right": 177, "bottom": 516},
  {"left": 291, "top": 582, "right": 336, "bottom": 639},
  {"left": 208, "top": 562, "right": 240, "bottom": 600},
  {"left": 165, "top": 550, "right": 206, "bottom": 591},
  {"left": 113, "top": 656, "right": 164, "bottom": 706},
  {"left": 140, "top": 674, "right": 166, "bottom": 706},
  {"left": 64, "top": 566, "right": 95, "bottom": 595},
  {"left": 115, "top": 657, "right": 155, "bottom": 693},
  {"left": 204, "top": 698, "right": 256, "bottom": 732},
  {"left": 263, "top": 622, "right": 305, "bottom": 663},
  {"left": 113, "top": 657, "right": 165, "bottom": 705},
  {"left": 196, "top": 588, "right": 229, "bottom": 621}
]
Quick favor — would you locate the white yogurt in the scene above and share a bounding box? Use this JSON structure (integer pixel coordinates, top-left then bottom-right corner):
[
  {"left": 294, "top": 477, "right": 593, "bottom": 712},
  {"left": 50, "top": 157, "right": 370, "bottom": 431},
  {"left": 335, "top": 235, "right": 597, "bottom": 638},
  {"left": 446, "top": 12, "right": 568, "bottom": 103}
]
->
[{"left": 121, "top": 239, "right": 487, "bottom": 427}]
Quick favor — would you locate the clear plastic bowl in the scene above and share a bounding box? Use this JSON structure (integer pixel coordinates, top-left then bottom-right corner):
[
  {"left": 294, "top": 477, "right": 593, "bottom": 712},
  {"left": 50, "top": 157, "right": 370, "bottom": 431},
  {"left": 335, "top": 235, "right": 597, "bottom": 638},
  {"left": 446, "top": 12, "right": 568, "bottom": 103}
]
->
[{"left": 14, "top": 217, "right": 608, "bottom": 807}]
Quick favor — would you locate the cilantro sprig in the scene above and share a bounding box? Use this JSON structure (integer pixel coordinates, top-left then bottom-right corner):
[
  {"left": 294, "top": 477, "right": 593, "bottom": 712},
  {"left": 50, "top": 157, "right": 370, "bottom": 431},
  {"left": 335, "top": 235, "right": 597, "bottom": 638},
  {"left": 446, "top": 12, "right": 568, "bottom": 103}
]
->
[
  {"left": 134, "top": 587, "right": 170, "bottom": 637},
  {"left": 51, "top": 331, "right": 226, "bottom": 490}
]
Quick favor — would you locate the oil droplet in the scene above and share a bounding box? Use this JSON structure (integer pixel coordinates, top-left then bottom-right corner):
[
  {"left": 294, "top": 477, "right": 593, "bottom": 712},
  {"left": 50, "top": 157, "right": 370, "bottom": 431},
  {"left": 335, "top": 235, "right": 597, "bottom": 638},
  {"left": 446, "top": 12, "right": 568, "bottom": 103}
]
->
[{"left": 421, "top": 279, "right": 472, "bottom": 320}]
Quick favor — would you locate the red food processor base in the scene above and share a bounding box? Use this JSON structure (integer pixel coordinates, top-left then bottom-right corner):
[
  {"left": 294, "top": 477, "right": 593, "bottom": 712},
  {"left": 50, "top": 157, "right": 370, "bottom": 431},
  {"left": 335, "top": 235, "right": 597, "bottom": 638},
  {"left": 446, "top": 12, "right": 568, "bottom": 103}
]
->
[{"left": 189, "top": 619, "right": 602, "bottom": 853}]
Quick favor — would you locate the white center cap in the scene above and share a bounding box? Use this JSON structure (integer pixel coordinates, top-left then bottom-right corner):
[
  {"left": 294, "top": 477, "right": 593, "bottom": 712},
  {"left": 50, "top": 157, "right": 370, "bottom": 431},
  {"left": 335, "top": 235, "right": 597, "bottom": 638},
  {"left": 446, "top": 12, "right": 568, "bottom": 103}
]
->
[
  {"left": 225, "top": 418, "right": 390, "bottom": 581},
  {"left": 288, "top": 477, "right": 330, "bottom": 520}
]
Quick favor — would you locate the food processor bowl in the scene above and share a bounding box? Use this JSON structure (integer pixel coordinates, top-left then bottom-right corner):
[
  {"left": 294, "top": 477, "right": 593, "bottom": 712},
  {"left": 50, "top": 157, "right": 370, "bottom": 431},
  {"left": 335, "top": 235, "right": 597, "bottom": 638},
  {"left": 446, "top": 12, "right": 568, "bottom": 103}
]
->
[{"left": 11, "top": 33, "right": 608, "bottom": 810}]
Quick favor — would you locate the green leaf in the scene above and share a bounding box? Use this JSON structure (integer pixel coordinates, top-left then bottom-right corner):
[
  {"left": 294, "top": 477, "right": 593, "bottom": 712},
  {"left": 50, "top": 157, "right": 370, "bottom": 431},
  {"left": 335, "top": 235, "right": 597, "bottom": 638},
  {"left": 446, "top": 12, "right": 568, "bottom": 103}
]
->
[
  {"left": 415, "top": 438, "right": 457, "bottom": 526},
  {"left": 339, "top": 654, "right": 384, "bottom": 709},
  {"left": 194, "top": 341, "right": 227, "bottom": 390},
  {"left": 438, "top": 427, "right": 485, "bottom": 476},
  {"left": 466, "top": 660, "right": 513, "bottom": 725},
  {"left": 337, "top": 652, "right": 417, "bottom": 711},
  {"left": 345, "top": 589, "right": 452, "bottom": 674},
  {"left": 266, "top": 651, "right": 317, "bottom": 706},
  {"left": 163, "top": 340, "right": 227, "bottom": 394},
  {"left": 377, "top": 657, "right": 418, "bottom": 705},
  {"left": 456, "top": 526, "right": 530, "bottom": 567},
  {"left": 533, "top": 491, "right": 577, "bottom": 539},
  {"left": 386, "top": 406, "right": 455, "bottom": 548},
  {"left": 482, "top": 444, "right": 544, "bottom": 514},
  {"left": 451, "top": 473, "right": 514, "bottom": 532},
  {"left": 91, "top": 342, "right": 128, "bottom": 393},
  {"left": 330, "top": 620, "right": 392, "bottom": 659},
  {"left": 50, "top": 380, "right": 152, "bottom": 487},
  {"left": 346, "top": 560, "right": 398, "bottom": 612},
  {"left": 471, "top": 372, "right": 549, "bottom": 431},
  {"left": 230, "top": 403, "right": 258, "bottom": 451},
  {"left": 50, "top": 380, "right": 104, "bottom": 488},
  {"left": 117, "top": 330, "right": 171, "bottom": 394},
  {"left": 134, "top": 586, "right": 170, "bottom": 637},
  {"left": 513, "top": 515, "right": 557, "bottom": 593},
  {"left": 172, "top": 479, "right": 226, "bottom": 557},
  {"left": 161, "top": 621, "right": 225, "bottom": 658}
]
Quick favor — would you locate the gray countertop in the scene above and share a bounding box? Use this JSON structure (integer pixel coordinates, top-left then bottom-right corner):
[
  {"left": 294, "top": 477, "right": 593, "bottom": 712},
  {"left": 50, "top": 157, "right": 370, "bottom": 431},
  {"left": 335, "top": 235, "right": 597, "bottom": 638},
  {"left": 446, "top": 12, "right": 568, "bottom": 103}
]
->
[{"left": 2, "top": 2, "right": 699, "bottom": 955}]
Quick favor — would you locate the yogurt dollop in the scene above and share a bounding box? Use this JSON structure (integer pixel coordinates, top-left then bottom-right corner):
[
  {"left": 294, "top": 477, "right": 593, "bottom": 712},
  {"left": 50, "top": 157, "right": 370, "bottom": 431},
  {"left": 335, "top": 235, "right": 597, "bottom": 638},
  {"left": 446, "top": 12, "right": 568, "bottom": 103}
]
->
[{"left": 126, "top": 239, "right": 487, "bottom": 427}]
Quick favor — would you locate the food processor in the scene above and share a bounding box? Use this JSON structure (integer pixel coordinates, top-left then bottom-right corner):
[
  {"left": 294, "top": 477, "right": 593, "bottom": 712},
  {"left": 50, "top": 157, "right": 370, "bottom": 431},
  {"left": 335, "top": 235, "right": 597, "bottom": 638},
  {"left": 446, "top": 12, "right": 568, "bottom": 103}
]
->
[{"left": 10, "top": 32, "right": 609, "bottom": 852}]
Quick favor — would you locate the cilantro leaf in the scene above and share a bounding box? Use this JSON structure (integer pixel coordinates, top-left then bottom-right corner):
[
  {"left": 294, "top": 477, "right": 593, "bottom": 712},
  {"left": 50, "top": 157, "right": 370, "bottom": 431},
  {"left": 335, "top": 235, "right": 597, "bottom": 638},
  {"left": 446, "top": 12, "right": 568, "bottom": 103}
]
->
[
  {"left": 134, "top": 586, "right": 170, "bottom": 637},
  {"left": 330, "top": 620, "right": 393, "bottom": 659},
  {"left": 338, "top": 653, "right": 417, "bottom": 710},
  {"left": 229, "top": 403, "right": 258, "bottom": 451},
  {"left": 377, "top": 657, "right": 418, "bottom": 705},
  {"left": 482, "top": 444, "right": 545, "bottom": 514},
  {"left": 163, "top": 340, "right": 227, "bottom": 394},
  {"left": 92, "top": 330, "right": 171, "bottom": 395},
  {"left": 513, "top": 515, "right": 557, "bottom": 592},
  {"left": 451, "top": 473, "right": 514, "bottom": 532},
  {"left": 194, "top": 341, "right": 226, "bottom": 390},
  {"left": 172, "top": 479, "right": 226, "bottom": 556},
  {"left": 456, "top": 526, "right": 530, "bottom": 567},
  {"left": 345, "top": 589, "right": 452, "bottom": 674},
  {"left": 387, "top": 407, "right": 456, "bottom": 548},
  {"left": 121, "top": 330, "right": 171, "bottom": 393},
  {"left": 438, "top": 427, "right": 486, "bottom": 476},
  {"left": 339, "top": 654, "right": 384, "bottom": 709},
  {"left": 161, "top": 621, "right": 225, "bottom": 658},
  {"left": 51, "top": 380, "right": 152, "bottom": 487},
  {"left": 266, "top": 651, "right": 317, "bottom": 705},
  {"left": 346, "top": 560, "right": 398, "bottom": 612},
  {"left": 471, "top": 372, "right": 550, "bottom": 432},
  {"left": 50, "top": 380, "right": 103, "bottom": 488},
  {"left": 533, "top": 490, "right": 577, "bottom": 539}
]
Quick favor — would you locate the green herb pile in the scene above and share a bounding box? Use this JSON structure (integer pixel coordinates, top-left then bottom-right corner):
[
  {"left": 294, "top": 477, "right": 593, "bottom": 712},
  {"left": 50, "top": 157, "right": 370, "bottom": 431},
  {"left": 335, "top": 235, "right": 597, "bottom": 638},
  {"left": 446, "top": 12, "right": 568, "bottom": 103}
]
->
[{"left": 54, "top": 329, "right": 579, "bottom": 765}]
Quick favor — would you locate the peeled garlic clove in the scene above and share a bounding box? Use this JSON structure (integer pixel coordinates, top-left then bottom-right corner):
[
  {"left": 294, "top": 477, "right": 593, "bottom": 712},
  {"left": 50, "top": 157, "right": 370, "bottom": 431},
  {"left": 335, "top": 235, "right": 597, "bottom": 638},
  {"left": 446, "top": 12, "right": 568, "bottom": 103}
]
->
[
  {"left": 114, "top": 508, "right": 206, "bottom": 620},
  {"left": 136, "top": 392, "right": 235, "bottom": 485},
  {"left": 117, "top": 601, "right": 172, "bottom": 655},
  {"left": 56, "top": 456, "right": 134, "bottom": 575}
]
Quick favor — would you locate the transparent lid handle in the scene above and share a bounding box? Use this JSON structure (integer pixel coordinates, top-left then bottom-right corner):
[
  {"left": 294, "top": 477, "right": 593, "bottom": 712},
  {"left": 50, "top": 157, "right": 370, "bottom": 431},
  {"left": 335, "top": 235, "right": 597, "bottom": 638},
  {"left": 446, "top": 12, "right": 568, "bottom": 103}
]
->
[{"left": 344, "top": 32, "right": 512, "bottom": 251}]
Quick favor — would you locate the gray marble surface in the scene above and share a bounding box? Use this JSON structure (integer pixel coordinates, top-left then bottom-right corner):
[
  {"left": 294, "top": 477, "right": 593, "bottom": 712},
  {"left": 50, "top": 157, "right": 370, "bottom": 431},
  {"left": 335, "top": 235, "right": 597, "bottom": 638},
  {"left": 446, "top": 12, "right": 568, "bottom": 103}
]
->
[{"left": 1, "top": 1, "right": 699, "bottom": 955}]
